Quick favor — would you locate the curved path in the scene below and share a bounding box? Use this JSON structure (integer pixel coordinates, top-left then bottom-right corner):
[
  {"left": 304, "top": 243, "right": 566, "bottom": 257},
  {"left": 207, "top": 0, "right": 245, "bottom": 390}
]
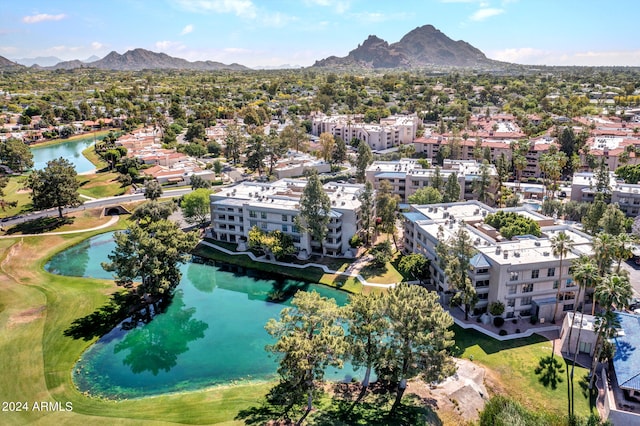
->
[
  {"left": 0, "top": 215, "right": 119, "bottom": 239},
  {"left": 198, "top": 240, "right": 397, "bottom": 289}
]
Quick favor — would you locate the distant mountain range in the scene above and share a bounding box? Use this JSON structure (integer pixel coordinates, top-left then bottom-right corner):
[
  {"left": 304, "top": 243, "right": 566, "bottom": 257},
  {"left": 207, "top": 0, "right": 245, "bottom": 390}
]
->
[
  {"left": 0, "top": 25, "right": 506, "bottom": 71},
  {"left": 313, "top": 24, "right": 502, "bottom": 69}
]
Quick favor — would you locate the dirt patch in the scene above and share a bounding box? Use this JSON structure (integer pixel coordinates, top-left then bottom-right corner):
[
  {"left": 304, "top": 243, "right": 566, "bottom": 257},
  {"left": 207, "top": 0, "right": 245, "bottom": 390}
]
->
[
  {"left": 7, "top": 305, "right": 46, "bottom": 328},
  {"left": 16, "top": 188, "right": 31, "bottom": 194},
  {"left": 408, "top": 359, "right": 489, "bottom": 424}
]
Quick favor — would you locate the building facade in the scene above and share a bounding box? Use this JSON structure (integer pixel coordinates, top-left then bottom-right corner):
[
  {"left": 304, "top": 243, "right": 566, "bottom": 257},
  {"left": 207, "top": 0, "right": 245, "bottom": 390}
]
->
[
  {"left": 209, "top": 179, "right": 366, "bottom": 258},
  {"left": 402, "top": 201, "right": 592, "bottom": 323}
]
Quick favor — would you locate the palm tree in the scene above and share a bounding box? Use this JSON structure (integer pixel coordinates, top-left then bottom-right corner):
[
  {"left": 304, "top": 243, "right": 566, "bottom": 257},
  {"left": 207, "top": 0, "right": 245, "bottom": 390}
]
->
[
  {"left": 551, "top": 231, "right": 574, "bottom": 324},
  {"left": 566, "top": 255, "right": 598, "bottom": 355},
  {"left": 567, "top": 255, "right": 599, "bottom": 417},
  {"left": 613, "top": 233, "right": 637, "bottom": 273},
  {"left": 591, "top": 233, "right": 616, "bottom": 314}
]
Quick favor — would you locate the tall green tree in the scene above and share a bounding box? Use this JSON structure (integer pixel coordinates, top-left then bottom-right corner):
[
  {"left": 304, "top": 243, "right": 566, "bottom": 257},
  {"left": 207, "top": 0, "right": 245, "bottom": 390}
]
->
[
  {"left": 376, "top": 180, "right": 399, "bottom": 247},
  {"left": 190, "top": 174, "right": 211, "bottom": 190},
  {"left": 408, "top": 186, "right": 443, "bottom": 204},
  {"left": 265, "top": 128, "right": 289, "bottom": 176},
  {"left": 280, "top": 121, "right": 308, "bottom": 153},
  {"left": 381, "top": 284, "right": 455, "bottom": 413},
  {"left": 130, "top": 201, "right": 176, "bottom": 226},
  {"left": 442, "top": 173, "right": 461, "bottom": 203},
  {"left": 358, "top": 181, "right": 376, "bottom": 246},
  {"left": 224, "top": 122, "right": 245, "bottom": 165},
  {"left": 431, "top": 166, "right": 444, "bottom": 193},
  {"left": 355, "top": 142, "right": 373, "bottom": 183},
  {"left": 102, "top": 220, "right": 199, "bottom": 320},
  {"left": 473, "top": 160, "right": 494, "bottom": 205},
  {"left": 540, "top": 147, "right": 568, "bottom": 200},
  {"left": 144, "top": 179, "right": 163, "bottom": 201},
  {"left": 297, "top": 171, "right": 331, "bottom": 256},
  {"left": 331, "top": 136, "right": 347, "bottom": 165},
  {"left": 598, "top": 204, "right": 626, "bottom": 236},
  {"left": 244, "top": 134, "right": 267, "bottom": 176},
  {"left": 185, "top": 122, "right": 206, "bottom": 142},
  {"left": 27, "top": 157, "right": 82, "bottom": 218},
  {"left": 265, "top": 291, "right": 346, "bottom": 424},
  {"left": 550, "top": 231, "right": 574, "bottom": 324},
  {"left": 318, "top": 132, "right": 335, "bottom": 162},
  {"left": 0, "top": 137, "right": 34, "bottom": 172},
  {"left": 346, "top": 292, "right": 387, "bottom": 396},
  {"left": 181, "top": 188, "right": 212, "bottom": 227},
  {"left": 397, "top": 254, "right": 430, "bottom": 284}
]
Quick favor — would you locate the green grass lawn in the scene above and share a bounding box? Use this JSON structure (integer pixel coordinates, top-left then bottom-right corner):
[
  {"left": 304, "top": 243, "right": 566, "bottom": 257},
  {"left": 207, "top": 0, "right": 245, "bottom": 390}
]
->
[
  {"left": 0, "top": 175, "right": 33, "bottom": 218},
  {"left": 452, "top": 325, "right": 595, "bottom": 420},
  {"left": 77, "top": 171, "right": 130, "bottom": 198}
]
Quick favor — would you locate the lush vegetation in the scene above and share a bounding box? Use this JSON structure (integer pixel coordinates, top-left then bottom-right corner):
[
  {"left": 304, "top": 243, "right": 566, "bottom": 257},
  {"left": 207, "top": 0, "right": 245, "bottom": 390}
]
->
[{"left": 485, "top": 210, "right": 542, "bottom": 239}]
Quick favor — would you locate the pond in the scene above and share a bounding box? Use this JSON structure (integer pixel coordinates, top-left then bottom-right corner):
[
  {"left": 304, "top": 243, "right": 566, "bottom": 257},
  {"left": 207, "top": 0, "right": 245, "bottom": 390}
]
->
[
  {"left": 31, "top": 133, "right": 104, "bottom": 174},
  {"left": 46, "top": 232, "right": 355, "bottom": 399}
]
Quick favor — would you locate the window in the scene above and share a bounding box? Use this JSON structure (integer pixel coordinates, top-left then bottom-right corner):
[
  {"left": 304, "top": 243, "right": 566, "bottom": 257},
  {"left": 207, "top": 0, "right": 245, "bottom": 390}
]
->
[
  {"left": 261, "top": 212, "right": 267, "bottom": 219},
  {"left": 553, "top": 280, "right": 559, "bottom": 289},
  {"left": 547, "top": 268, "right": 555, "bottom": 277},
  {"left": 508, "top": 286, "right": 517, "bottom": 295},
  {"left": 566, "top": 278, "right": 576, "bottom": 287},
  {"left": 510, "top": 272, "right": 519, "bottom": 281},
  {"left": 282, "top": 214, "right": 287, "bottom": 222},
  {"left": 520, "top": 309, "right": 532, "bottom": 317},
  {"left": 531, "top": 269, "right": 539, "bottom": 279},
  {"left": 412, "top": 180, "right": 420, "bottom": 186},
  {"left": 507, "top": 299, "right": 515, "bottom": 307},
  {"left": 291, "top": 225, "right": 299, "bottom": 234},
  {"left": 249, "top": 220, "right": 257, "bottom": 228},
  {"left": 522, "top": 283, "right": 533, "bottom": 293},
  {"left": 520, "top": 297, "right": 532, "bottom": 306},
  {"left": 282, "top": 225, "right": 288, "bottom": 232},
  {"left": 260, "top": 222, "right": 267, "bottom": 230},
  {"left": 475, "top": 279, "right": 489, "bottom": 288},
  {"left": 563, "top": 304, "right": 574, "bottom": 311},
  {"left": 476, "top": 268, "right": 489, "bottom": 274},
  {"left": 249, "top": 210, "right": 257, "bottom": 218},
  {"left": 478, "top": 293, "right": 489, "bottom": 300}
]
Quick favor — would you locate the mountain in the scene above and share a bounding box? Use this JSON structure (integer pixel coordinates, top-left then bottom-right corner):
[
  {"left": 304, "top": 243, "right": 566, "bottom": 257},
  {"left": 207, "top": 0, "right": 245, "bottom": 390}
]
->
[
  {"left": 313, "top": 24, "right": 503, "bottom": 69},
  {"left": 83, "top": 55, "right": 100, "bottom": 63},
  {"left": 14, "top": 56, "right": 63, "bottom": 67},
  {"left": 48, "top": 48, "right": 249, "bottom": 71},
  {"left": 0, "top": 56, "right": 23, "bottom": 69}
]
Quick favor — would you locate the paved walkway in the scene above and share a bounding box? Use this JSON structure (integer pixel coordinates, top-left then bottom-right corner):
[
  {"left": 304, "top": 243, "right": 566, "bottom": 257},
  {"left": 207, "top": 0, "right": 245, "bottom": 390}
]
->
[
  {"left": 198, "top": 240, "right": 398, "bottom": 289},
  {"left": 0, "top": 215, "right": 119, "bottom": 238}
]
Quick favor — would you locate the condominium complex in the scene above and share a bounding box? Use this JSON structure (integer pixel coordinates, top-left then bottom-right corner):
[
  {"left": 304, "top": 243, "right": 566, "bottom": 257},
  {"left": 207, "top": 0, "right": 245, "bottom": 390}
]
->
[
  {"left": 311, "top": 113, "right": 420, "bottom": 151},
  {"left": 365, "top": 158, "right": 497, "bottom": 203},
  {"left": 402, "top": 201, "right": 592, "bottom": 322},
  {"left": 570, "top": 171, "right": 640, "bottom": 217},
  {"left": 209, "top": 179, "right": 366, "bottom": 257}
]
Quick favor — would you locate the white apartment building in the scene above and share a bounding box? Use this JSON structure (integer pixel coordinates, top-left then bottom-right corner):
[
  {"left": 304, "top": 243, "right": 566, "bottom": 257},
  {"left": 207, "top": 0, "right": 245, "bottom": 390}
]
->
[
  {"left": 209, "top": 179, "right": 366, "bottom": 258},
  {"left": 366, "top": 158, "right": 498, "bottom": 203},
  {"left": 570, "top": 171, "right": 640, "bottom": 217},
  {"left": 311, "top": 114, "right": 420, "bottom": 151},
  {"left": 402, "top": 201, "right": 592, "bottom": 323}
]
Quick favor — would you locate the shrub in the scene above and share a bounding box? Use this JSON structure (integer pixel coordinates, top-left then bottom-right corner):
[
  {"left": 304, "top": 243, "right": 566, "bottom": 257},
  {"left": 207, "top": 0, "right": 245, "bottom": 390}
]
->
[
  {"left": 499, "top": 329, "right": 508, "bottom": 336},
  {"left": 515, "top": 328, "right": 521, "bottom": 334},
  {"left": 493, "top": 317, "right": 505, "bottom": 327},
  {"left": 530, "top": 315, "right": 539, "bottom": 325},
  {"left": 489, "top": 301, "right": 505, "bottom": 316},
  {"left": 349, "top": 234, "right": 363, "bottom": 248}
]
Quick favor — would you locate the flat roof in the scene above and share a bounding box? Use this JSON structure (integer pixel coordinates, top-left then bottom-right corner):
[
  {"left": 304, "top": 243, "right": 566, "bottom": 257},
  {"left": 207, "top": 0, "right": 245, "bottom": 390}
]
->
[{"left": 612, "top": 313, "right": 640, "bottom": 392}]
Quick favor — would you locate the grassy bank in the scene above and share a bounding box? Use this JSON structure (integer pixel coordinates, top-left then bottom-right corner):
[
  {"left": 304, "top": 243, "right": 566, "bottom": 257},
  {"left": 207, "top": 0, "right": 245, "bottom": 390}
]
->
[{"left": 29, "top": 130, "right": 114, "bottom": 148}]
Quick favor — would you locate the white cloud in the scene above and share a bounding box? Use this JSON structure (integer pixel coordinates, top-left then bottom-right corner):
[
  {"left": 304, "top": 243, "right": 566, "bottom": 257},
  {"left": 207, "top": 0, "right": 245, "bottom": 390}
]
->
[
  {"left": 350, "top": 11, "right": 410, "bottom": 23},
  {"left": 155, "top": 40, "right": 186, "bottom": 51},
  {"left": 181, "top": 24, "right": 194, "bottom": 35},
  {"left": 489, "top": 47, "right": 640, "bottom": 66},
  {"left": 174, "top": 0, "right": 257, "bottom": 18},
  {"left": 0, "top": 46, "right": 18, "bottom": 55},
  {"left": 22, "top": 13, "right": 67, "bottom": 24},
  {"left": 91, "top": 42, "right": 105, "bottom": 50},
  {"left": 469, "top": 8, "right": 504, "bottom": 21},
  {"left": 304, "top": 0, "right": 350, "bottom": 14}
]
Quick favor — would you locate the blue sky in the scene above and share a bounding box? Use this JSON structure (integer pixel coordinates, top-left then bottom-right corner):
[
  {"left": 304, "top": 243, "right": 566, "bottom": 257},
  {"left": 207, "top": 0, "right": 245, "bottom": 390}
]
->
[{"left": 3, "top": 0, "right": 640, "bottom": 68}]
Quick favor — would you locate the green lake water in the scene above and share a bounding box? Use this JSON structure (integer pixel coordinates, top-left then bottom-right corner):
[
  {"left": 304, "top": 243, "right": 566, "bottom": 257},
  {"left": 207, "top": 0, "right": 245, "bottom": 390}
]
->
[
  {"left": 31, "top": 133, "right": 104, "bottom": 173},
  {"left": 46, "top": 232, "right": 355, "bottom": 399}
]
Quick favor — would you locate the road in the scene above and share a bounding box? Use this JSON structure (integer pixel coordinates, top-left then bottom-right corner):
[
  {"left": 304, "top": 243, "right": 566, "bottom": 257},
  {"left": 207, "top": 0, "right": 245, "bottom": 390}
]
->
[{"left": 0, "top": 188, "right": 194, "bottom": 228}]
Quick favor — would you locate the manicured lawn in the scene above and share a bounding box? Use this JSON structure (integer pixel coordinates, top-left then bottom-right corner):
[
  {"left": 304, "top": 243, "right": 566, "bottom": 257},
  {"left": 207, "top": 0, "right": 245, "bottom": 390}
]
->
[
  {"left": 80, "top": 144, "right": 108, "bottom": 169},
  {"left": 452, "top": 325, "right": 595, "bottom": 419},
  {"left": 0, "top": 175, "right": 33, "bottom": 218},
  {"left": 77, "top": 171, "right": 130, "bottom": 198}
]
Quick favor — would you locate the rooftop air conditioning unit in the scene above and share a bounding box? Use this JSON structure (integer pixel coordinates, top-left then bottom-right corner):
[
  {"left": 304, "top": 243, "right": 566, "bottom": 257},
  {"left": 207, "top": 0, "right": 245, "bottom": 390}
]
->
[
  {"left": 514, "top": 252, "right": 520, "bottom": 257},
  {"left": 503, "top": 251, "right": 509, "bottom": 259},
  {"left": 543, "top": 251, "right": 550, "bottom": 256},
  {"left": 534, "top": 241, "right": 541, "bottom": 246},
  {"left": 496, "top": 247, "right": 501, "bottom": 254}
]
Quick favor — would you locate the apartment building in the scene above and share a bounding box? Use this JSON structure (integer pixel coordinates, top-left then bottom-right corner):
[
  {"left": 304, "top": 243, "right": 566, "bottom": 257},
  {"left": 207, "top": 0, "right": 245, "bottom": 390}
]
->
[
  {"left": 311, "top": 114, "right": 420, "bottom": 151},
  {"left": 209, "top": 179, "right": 365, "bottom": 258},
  {"left": 365, "top": 158, "right": 497, "bottom": 203},
  {"left": 570, "top": 171, "right": 640, "bottom": 217},
  {"left": 402, "top": 201, "right": 592, "bottom": 323}
]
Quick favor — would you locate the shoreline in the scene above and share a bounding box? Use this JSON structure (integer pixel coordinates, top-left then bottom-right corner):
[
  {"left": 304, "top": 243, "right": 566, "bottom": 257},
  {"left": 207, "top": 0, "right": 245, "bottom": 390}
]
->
[{"left": 28, "top": 129, "right": 115, "bottom": 148}]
